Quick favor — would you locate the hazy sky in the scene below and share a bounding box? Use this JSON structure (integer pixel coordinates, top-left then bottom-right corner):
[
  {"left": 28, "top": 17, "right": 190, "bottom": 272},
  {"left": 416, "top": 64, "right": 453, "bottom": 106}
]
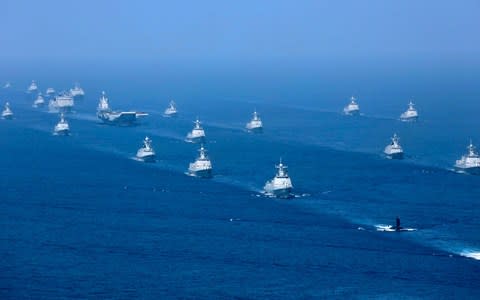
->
[{"left": 1, "top": 0, "right": 479, "bottom": 64}]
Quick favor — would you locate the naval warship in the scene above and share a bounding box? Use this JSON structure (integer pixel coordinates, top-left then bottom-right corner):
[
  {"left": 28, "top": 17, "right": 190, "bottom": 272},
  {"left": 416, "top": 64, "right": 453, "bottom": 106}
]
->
[
  {"left": 188, "top": 145, "right": 213, "bottom": 178},
  {"left": 384, "top": 133, "right": 404, "bottom": 159},
  {"left": 264, "top": 159, "right": 293, "bottom": 198},
  {"left": 136, "top": 136, "right": 156, "bottom": 162}
]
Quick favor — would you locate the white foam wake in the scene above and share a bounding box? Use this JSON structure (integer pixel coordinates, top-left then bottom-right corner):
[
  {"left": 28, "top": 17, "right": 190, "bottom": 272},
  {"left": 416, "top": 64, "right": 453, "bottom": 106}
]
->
[
  {"left": 460, "top": 251, "right": 480, "bottom": 260},
  {"left": 374, "top": 224, "right": 417, "bottom": 232}
]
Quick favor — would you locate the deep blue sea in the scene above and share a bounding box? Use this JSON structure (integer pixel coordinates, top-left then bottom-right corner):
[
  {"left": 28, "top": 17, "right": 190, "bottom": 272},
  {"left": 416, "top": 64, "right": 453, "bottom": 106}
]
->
[{"left": 1, "top": 62, "right": 480, "bottom": 299}]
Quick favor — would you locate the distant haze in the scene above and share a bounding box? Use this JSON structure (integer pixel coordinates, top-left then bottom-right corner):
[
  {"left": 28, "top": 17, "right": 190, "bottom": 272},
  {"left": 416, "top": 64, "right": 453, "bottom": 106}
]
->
[{"left": 1, "top": 0, "right": 479, "bottom": 65}]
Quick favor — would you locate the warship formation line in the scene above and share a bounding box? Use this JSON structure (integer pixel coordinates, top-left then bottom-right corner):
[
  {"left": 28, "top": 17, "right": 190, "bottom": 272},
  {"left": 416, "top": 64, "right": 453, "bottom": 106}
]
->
[{"left": 1, "top": 82, "right": 480, "bottom": 201}]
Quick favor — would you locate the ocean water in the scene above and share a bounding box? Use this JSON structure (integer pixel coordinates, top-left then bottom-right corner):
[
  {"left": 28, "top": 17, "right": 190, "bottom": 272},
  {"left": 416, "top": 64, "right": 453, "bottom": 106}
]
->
[{"left": 1, "top": 63, "right": 480, "bottom": 299}]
